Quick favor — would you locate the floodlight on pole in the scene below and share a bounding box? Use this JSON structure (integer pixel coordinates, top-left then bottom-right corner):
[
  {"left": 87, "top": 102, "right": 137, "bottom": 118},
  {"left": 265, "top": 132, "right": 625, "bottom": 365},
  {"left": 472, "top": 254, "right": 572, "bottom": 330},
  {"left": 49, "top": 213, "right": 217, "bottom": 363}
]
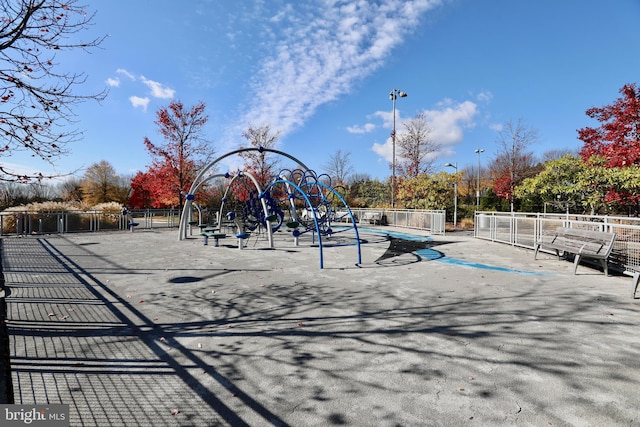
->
[
  {"left": 445, "top": 162, "right": 458, "bottom": 230},
  {"left": 389, "top": 89, "right": 407, "bottom": 208},
  {"left": 474, "top": 148, "right": 485, "bottom": 207}
]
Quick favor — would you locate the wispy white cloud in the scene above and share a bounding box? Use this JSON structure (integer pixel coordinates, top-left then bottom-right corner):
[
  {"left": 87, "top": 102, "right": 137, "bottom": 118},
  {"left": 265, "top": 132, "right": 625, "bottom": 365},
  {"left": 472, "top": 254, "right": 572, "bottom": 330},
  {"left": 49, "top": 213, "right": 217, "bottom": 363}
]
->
[
  {"left": 117, "top": 68, "right": 136, "bottom": 81},
  {"left": 108, "top": 69, "right": 174, "bottom": 109},
  {"left": 236, "top": 0, "right": 443, "bottom": 142},
  {"left": 347, "top": 123, "right": 377, "bottom": 134},
  {"left": 141, "top": 76, "right": 175, "bottom": 99},
  {"left": 476, "top": 91, "right": 493, "bottom": 103},
  {"left": 372, "top": 98, "right": 479, "bottom": 162},
  {"left": 129, "top": 96, "right": 150, "bottom": 111},
  {"left": 106, "top": 77, "right": 120, "bottom": 87}
]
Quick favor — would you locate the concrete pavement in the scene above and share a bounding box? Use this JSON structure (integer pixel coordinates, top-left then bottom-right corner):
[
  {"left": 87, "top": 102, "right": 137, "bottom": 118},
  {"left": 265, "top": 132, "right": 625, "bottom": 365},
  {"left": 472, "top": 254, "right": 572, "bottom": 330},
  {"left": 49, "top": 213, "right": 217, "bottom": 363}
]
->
[{"left": 1, "top": 227, "right": 639, "bottom": 426}]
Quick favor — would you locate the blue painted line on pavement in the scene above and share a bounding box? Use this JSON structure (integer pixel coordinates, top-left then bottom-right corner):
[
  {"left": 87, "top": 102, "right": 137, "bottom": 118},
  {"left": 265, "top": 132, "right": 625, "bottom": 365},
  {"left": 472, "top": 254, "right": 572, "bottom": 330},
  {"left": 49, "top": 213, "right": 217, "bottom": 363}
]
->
[
  {"left": 422, "top": 250, "right": 553, "bottom": 276},
  {"left": 357, "top": 227, "right": 552, "bottom": 276}
]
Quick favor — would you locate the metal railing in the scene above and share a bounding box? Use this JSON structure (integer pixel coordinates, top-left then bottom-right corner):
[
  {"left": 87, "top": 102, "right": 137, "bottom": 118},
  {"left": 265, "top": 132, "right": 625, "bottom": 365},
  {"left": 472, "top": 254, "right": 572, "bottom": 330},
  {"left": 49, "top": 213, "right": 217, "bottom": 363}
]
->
[
  {"left": 0, "top": 207, "right": 447, "bottom": 236},
  {"left": 0, "top": 209, "right": 179, "bottom": 235},
  {"left": 348, "top": 208, "right": 446, "bottom": 235},
  {"left": 474, "top": 211, "right": 640, "bottom": 276}
]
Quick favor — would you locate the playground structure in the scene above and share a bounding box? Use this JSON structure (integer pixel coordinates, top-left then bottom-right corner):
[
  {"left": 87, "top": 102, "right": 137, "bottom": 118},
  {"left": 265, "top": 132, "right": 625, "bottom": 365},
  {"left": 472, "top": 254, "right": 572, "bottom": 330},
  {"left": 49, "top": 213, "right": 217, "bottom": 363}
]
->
[{"left": 179, "top": 147, "right": 361, "bottom": 268}]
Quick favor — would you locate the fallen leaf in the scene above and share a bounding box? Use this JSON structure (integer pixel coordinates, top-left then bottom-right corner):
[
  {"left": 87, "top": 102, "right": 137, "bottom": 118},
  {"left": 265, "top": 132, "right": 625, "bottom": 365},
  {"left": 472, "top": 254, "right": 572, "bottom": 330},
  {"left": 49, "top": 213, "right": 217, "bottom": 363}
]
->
[
  {"left": 139, "top": 299, "right": 144, "bottom": 303},
  {"left": 48, "top": 312, "right": 56, "bottom": 317},
  {"left": 171, "top": 409, "right": 180, "bottom": 416},
  {"left": 298, "top": 322, "right": 303, "bottom": 327}
]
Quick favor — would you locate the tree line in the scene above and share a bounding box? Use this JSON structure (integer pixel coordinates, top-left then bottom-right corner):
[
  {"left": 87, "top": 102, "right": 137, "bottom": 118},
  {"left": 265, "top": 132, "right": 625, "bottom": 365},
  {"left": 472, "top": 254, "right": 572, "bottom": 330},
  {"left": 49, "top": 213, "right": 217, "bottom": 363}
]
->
[
  {"left": 0, "top": 2, "right": 638, "bottom": 218},
  {"left": 2, "top": 83, "right": 639, "bottom": 220}
]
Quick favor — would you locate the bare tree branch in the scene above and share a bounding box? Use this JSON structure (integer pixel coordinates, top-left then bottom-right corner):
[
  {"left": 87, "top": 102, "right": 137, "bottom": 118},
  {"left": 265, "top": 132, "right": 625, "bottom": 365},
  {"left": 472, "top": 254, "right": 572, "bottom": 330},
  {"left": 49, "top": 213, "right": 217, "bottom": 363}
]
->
[
  {"left": 396, "top": 112, "right": 439, "bottom": 178},
  {"left": 490, "top": 118, "right": 539, "bottom": 211},
  {"left": 323, "top": 149, "right": 353, "bottom": 184},
  {"left": 240, "top": 124, "right": 282, "bottom": 188},
  {"left": 0, "top": 0, "right": 107, "bottom": 182}
]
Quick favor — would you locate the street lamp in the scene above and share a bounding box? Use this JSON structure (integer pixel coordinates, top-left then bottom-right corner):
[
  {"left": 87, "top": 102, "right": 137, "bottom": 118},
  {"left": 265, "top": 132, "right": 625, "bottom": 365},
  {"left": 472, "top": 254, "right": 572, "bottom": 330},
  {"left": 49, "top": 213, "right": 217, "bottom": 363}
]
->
[
  {"left": 444, "top": 162, "right": 458, "bottom": 230},
  {"left": 474, "top": 148, "right": 484, "bottom": 207},
  {"left": 389, "top": 89, "right": 407, "bottom": 208}
]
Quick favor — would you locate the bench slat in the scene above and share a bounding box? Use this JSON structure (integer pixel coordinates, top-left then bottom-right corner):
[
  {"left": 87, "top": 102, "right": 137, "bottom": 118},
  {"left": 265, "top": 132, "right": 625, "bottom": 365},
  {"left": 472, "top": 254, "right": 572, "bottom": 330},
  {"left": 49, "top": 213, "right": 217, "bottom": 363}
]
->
[{"left": 534, "top": 227, "right": 616, "bottom": 275}]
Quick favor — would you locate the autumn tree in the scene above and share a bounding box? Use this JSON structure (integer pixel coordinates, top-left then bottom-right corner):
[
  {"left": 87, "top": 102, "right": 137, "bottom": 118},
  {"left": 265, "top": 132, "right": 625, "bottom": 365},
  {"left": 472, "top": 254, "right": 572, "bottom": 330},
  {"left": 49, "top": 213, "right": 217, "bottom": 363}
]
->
[
  {"left": 515, "top": 155, "right": 588, "bottom": 213},
  {"left": 396, "top": 172, "right": 459, "bottom": 210},
  {"left": 81, "top": 161, "right": 128, "bottom": 206},
  {"left": 516, "top": 154, "right": 640, "bottom": 215},
  {"left": 489, "top": 119, "right": 539, "bottom": 211},
  {"left": 460, "top": 164, "right": 481, "bottom": 205},
  {"left": 128, "top": 171, "right": 153, "bottom": 209},
  {"left": 347, "top": 175, "right": 389, "bottom": 208},
  {"left": 579, "top": 83, "right": 640, "bottom": 167},
  {"left": 396, "top": 112, "right": 439, "bottom": 178},
  {"left": 323, "top": 149, "right": 353, "bottom": 185},
  {"left": 0, "top": 0, "right": 107, "bottom": 182},
  {"left": 143, "top": 100, "right": 212, "bottom": 209},
  {"left": 239, "top": 124, "right": 281, "bottom": 189}
]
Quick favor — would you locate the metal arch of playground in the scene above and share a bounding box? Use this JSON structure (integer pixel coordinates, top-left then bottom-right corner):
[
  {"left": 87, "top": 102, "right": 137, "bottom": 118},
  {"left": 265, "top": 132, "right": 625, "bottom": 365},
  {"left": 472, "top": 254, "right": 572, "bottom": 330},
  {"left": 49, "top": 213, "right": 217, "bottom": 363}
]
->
[
  {"left": 179, "top": 147, "right": 310, "bottom": 240},
  {"left": 178, "top": 147, "right": 361, "bottom": 269},
  {"left": 211, "top": 171, "right": 361, "bottom": 269},
  {"left": 263, "top": 177, "right": 361, "bottom": 269}
]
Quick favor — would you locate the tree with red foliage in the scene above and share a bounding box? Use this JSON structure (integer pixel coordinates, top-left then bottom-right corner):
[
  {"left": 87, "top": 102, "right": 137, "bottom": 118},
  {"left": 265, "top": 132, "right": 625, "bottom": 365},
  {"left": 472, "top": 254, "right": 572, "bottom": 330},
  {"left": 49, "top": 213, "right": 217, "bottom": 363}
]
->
[
  {"left": 128, "top": 171, "right": 153, "bottom": 208},
  {"left": 492, "top": 172, "right": 514, "bottom": 202},
  {"left": 142, "top": 101, "right": 212, "bottom": 209},
  {"left": 578, "top": 83, "right": 640, "bottom": 167}
]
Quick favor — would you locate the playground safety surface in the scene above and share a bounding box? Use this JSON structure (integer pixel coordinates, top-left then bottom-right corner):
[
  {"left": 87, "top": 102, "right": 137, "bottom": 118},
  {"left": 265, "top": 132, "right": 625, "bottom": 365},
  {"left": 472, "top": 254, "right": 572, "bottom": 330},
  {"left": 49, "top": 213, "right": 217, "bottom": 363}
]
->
[{"left": 1, "top": 227, "right": 639, "bottom": 426}]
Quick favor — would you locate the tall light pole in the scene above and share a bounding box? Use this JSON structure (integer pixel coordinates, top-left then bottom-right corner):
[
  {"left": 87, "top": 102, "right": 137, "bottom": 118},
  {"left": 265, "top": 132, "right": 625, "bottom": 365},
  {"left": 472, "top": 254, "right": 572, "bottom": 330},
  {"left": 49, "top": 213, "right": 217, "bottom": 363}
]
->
[
  {"left": 445, "top": 162, "right": 458, "bottom": 230},
  {"left": 474, "top": 148, "right": 484, "bottom": 207},
  {"left": 389, "top": 89, "right": 407, "bottom": 208}
]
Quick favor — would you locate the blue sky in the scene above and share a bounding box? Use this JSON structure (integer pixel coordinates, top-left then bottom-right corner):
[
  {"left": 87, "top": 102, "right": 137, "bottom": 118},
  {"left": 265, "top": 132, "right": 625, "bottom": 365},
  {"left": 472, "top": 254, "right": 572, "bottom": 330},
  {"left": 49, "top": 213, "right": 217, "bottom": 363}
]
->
[{"left": 9, "top": 0, "right": 640, "bottom": 181}]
